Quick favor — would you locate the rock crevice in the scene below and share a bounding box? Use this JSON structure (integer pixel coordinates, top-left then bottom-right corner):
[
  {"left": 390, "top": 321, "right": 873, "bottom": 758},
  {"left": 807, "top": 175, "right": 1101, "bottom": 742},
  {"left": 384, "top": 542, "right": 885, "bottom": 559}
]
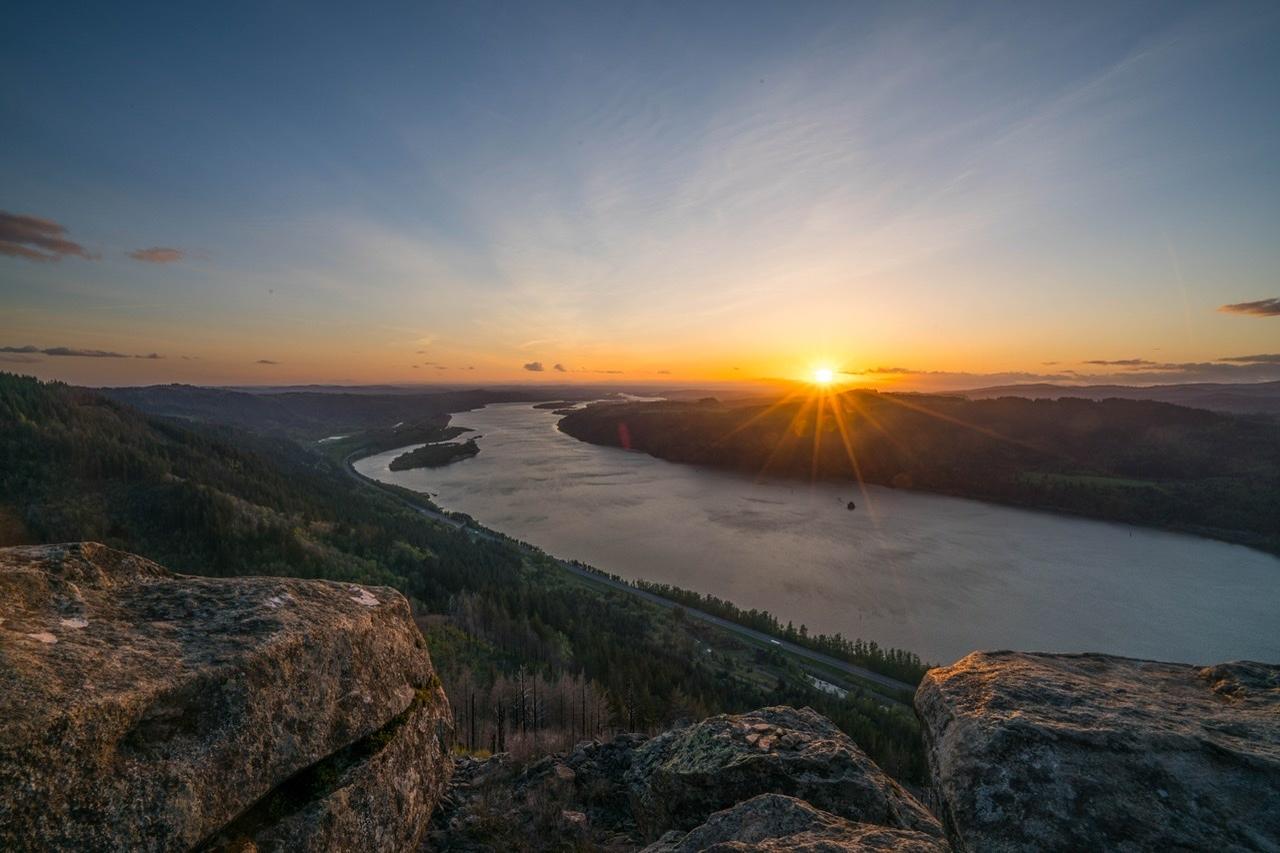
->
[{"left": 0, "top": 542, "right": 452, "bottom": 852}]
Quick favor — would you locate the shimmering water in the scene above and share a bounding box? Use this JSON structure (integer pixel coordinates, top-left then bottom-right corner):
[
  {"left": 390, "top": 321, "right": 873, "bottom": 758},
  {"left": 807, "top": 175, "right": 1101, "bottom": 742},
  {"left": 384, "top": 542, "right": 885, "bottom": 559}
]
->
[{"left": 355, "top": 402, "right": 1280, "bottom": 664}]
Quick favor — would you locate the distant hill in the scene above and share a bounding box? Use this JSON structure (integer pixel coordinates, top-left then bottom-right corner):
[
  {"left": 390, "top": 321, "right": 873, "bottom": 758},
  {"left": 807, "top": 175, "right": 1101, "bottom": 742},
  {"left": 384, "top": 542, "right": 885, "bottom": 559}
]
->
[
  {"left": 958, "top": 380, "right": 1280, "bottom": 415},
  {"left": 99, "top": 384, "right": 562, "bottom": 437}
]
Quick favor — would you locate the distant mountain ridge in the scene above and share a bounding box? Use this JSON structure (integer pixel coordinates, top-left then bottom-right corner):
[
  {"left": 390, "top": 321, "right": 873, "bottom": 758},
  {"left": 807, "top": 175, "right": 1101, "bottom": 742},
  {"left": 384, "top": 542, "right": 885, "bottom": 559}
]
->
[
  {"left": 958, "top": 380, "right": 1280, "bottom": 415},
  {"left": 98, "top": 384, "right": 561, "bottom": 437}
]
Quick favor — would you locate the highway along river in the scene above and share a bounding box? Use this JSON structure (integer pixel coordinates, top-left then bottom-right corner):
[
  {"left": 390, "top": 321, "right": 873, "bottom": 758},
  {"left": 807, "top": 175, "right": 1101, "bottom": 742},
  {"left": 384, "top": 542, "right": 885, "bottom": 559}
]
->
[{"left": 354, "top": 402, "right": 1280, "bottom": 665}]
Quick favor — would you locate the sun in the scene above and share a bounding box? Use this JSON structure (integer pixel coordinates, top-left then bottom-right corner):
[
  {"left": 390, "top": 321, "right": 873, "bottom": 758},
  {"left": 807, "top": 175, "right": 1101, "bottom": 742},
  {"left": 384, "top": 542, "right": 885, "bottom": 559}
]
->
[{"left": 812, "top": 367, "right": 835, "bottom": 386}]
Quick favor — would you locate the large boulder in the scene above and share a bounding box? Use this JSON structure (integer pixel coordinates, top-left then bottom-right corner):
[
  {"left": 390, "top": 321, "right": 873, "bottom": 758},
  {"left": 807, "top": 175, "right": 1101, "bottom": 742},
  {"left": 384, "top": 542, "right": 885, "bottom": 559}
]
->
[
  {"left": 626, "top": 706, "right": 942, "bottom": 840},
  {"left": 916, "top": 651, "right": 1280, "bottom": 852},
  {"left": 0, "top": 542, "right": 451, "bottom": 851},
  {"left": 642, "top": 793, "right": 950, "bottom": 852}
]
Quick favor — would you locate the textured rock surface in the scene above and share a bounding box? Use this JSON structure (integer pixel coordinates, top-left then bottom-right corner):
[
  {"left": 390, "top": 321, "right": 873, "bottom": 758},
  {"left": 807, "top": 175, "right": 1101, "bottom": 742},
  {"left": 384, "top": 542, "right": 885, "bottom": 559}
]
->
[
  {"left": 916, "top": 651, "right": 1280, "bottom": 852},
  {"left": 200, "top": 688, "right": 450, "bottom": 852},
  {"left": 0, "top": 542, "right": 451, "bottom": 852},
  {"left": 626, "top": 706, "right": 942, "bottom": 840},
  {"left": 642, "top": 793, "right": 950, "bottom": 852},
  {"left": 429, "top": 734, "right": 648, "bottom": 851}
]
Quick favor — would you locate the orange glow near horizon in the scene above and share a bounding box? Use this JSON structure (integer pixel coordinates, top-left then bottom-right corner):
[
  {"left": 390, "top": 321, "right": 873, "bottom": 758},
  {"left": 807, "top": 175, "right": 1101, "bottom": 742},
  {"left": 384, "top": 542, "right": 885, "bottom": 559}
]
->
[{"left": 7, "top": 337, "right": 1273, "bottom": 392}]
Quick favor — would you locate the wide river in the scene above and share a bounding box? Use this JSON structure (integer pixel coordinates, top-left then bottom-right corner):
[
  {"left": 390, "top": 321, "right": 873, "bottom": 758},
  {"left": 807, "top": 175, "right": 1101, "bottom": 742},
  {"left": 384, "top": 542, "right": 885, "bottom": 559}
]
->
[{"left": 355, "top": 402, "right": 1280, "bottom": 665}]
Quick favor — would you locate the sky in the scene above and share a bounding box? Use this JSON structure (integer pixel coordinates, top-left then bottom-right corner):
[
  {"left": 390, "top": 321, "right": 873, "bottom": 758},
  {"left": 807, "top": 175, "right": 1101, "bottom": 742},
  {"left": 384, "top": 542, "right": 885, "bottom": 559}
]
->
[{"left": 2, "top": 1, "right": 1278, "bottom": 389}]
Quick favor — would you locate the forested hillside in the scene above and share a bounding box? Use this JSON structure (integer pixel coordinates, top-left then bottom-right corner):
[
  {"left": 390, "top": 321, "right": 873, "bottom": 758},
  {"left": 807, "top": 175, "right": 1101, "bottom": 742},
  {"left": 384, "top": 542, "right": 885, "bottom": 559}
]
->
[
  {"left": 0, "top": 374, "right": 926, "bottom": 780},
  {"left": 559, "top": 393, "right": 1280, "bottom": 552},
  {"left": 99, "top": 384, "right": 559, "bottom": 437}
]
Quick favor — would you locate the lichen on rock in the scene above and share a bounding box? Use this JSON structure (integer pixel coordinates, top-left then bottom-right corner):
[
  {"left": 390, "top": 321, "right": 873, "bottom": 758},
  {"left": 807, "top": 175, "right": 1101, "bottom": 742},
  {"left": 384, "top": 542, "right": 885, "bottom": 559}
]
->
[
  {"left": 0, "top": 542, "right": 452, "bottom": 852},
  {"left": 642, "top": 793, "right": 950, "bottom": 852},
  {"left": 915, "top": 650, "right": 1280, "bottom": 852},
  {"left": 625, "top": 705, "right": 942, "bottom": 840}
]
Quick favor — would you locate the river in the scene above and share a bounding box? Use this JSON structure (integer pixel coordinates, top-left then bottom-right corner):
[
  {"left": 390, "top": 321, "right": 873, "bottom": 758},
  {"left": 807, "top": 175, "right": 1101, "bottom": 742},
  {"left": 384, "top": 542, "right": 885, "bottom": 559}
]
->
[{"left": 354, "top": 402, "right": 1280, "bottom": 664}]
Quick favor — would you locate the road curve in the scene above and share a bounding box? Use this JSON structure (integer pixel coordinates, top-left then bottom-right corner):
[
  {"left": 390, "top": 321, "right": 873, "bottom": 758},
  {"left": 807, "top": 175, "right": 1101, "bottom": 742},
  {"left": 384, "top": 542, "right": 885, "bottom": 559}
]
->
[{"left": 345, "top": 452, "right": 915, "bottom": 699}]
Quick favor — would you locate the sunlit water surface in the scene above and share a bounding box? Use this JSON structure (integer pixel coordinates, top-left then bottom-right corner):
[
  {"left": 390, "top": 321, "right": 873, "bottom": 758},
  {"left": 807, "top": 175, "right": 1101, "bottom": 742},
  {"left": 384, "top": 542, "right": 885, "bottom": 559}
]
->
[{"left": 355, "top": 403, "right": 1280, "bottom": 664}]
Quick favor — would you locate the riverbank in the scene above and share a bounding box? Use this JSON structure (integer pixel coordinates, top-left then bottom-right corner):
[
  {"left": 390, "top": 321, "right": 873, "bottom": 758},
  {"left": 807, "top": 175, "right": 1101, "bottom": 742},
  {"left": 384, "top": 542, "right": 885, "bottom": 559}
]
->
[
  {"left": 355, "top": 402, "right": 1280, "bottom": 664},
  {"left": 344, "top": 449, "right": 919, "bottom": 702},
  {"left": 556, "top": 397, "right": 1280, "bottom": 555}
]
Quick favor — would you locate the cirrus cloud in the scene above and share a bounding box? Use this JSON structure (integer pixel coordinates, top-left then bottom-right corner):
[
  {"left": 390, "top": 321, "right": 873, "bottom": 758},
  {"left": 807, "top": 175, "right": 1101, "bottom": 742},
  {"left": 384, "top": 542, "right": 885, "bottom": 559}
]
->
[
  {"left": 1082, "top": 358, "right": 1156, "bottom": 366},
  {"left": 1219, "top": 298, "right": 1280, "bottom": 317},
  {"left": 0, "top": 344, "right": 164, "bottom": 359},
  {"left": 841, "top": 366, "right": 915, "bottom": 375},
  {"left": 1216, "top": 353, "right": 1280, "bottom": 365}
]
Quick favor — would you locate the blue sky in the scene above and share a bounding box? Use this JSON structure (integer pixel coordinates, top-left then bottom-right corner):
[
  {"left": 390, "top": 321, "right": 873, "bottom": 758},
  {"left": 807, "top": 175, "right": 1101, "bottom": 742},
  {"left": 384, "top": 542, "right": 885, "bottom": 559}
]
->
[{"left": 2, "top": 1, "right": 1278, "bottom": 386}]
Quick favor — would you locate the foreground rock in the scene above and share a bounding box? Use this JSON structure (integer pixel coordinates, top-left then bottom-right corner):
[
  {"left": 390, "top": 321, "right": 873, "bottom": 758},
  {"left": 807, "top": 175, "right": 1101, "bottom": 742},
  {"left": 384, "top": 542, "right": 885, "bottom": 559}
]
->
[
  {"left": 429, "top": 735, "right": 647, "bottom": 851},
  {"left": 916, "top": 651, "right": 1280, "bottom": 852},
  {"left": 0, "top": 542, "right": 451, "bottom": 852},
  {"left": 626, "top": 706, "right": 942, "bottom": 840},
  {"left": 431, "top": 711, "right": 946, "bottom": 852},
  {"left": 642, "top": 794, "right": 950, "bottom": 852}
]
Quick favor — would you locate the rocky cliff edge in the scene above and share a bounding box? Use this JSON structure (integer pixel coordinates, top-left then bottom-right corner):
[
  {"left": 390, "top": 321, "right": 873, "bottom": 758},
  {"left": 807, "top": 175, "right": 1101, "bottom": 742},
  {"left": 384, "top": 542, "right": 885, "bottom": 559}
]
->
[
  {"left": 0, "top": 542, "right": 452, "bottom": 851},
  {"left": 4, "top": 544, "right": 1276, "bottom": 852}
]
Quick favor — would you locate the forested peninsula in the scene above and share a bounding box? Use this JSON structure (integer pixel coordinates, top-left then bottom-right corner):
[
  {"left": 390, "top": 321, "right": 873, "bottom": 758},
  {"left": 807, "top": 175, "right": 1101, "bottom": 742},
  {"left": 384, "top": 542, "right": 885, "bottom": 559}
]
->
[{"left": 558, "top": 393, "right": 1280, "bottom": 553}]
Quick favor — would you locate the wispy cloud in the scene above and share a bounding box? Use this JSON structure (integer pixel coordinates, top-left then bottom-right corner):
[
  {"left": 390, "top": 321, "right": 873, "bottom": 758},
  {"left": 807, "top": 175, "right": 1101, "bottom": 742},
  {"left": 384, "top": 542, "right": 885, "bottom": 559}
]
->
[
  {"left": 523, "top": 361, "right": 544, "bottom": 372},
  {"left": 553, "top": 363, "right": 567, "bottom": 372},
  {"left": 841, "top": 366, "right": 915, "bottom": 375},
  {"left": 1083, "top": 358, "right": 1156, "bottom": 366},
  {"left": 1218, "top": 353, "right": 1280, "bottom": 364},
  {"left": 840, "top": 355, "right": 1280, "bottom": 391},
  {"left": 255, "top": 359, "right": 279, "bottom": 365},
  {"left": 0, "top": 212, "right": 95, "bottom": 262},
  {"left": 0, "top": 344, "right": 162, "bottom": 358},
  {"left": 128, "top": 247, "right": 185, "bottom": 264},
  {"left": 1219, "top": 298, "right": 1280, "bottom": 317}
]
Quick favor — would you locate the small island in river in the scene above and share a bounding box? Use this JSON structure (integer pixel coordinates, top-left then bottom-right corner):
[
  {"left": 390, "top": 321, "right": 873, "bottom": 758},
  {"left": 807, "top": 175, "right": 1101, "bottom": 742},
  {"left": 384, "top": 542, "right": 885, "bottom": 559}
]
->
[
  {"left": 532, "top": 400, "right": 579, "bottom": 410},
  {"left": 389, "top": 438, "right": 480, "bottom": 471}
]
